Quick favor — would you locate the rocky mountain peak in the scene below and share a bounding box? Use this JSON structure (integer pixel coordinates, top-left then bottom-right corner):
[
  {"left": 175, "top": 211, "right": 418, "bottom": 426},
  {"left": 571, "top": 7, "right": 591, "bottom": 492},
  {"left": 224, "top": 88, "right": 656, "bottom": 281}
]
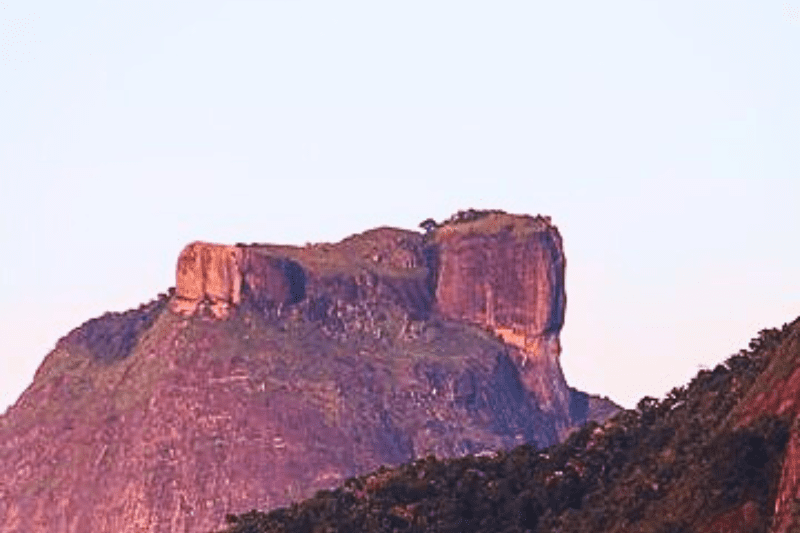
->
[{"left": 0, "top": 210, "right": 617, "bottom": 533}]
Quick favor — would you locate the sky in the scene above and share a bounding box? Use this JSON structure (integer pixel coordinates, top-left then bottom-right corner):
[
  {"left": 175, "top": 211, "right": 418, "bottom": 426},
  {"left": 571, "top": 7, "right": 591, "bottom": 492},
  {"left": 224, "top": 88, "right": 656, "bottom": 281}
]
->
[{"left": 1, "top": 0, "right": 799, "bottom": 413}]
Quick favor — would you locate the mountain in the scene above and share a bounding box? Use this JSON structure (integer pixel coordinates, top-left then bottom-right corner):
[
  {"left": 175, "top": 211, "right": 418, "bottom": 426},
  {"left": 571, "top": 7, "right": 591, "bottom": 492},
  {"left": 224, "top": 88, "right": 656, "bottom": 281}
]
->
[
  {"left": 0, "top": 210, "right": 616, "bottom": 533},
  {"left": 217, "top": 316, "right": 800, "bottom": 533}
]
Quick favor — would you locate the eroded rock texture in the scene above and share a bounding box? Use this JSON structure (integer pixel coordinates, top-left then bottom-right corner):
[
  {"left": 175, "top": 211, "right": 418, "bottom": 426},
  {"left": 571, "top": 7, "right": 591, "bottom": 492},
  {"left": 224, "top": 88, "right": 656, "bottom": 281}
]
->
[
  {"left": 239, "top": 251, "right": 305, "bottom": 308},
  {"left": 432, "top": 215, "right": 565, "bottom": 338},
  {"left": 0, "top": 210, "right": 618, "bottom": 533},
  {"left": 430, "top": 213, "right": 571, "bottom": 426},
  {"left": 171, "top": 242, "right": 242, "bottom": 318}
]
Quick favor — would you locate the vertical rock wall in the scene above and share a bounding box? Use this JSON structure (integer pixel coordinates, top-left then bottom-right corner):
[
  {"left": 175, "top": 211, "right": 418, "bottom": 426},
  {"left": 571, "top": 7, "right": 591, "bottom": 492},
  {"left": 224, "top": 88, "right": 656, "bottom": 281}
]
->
[
  {"left": 170, "top": 242, "right": 242, "bottom": 319},
  {"left": 430, "top": 214, "right": 571, "bottom": 425},
  {"left": 169, "top": 215, "right": 573, "bottom": 429},
  {"left": 171, "top": 244, "right": 310, "bottom": 318},
  {"left": 433, "top": 227, "right": 565, "bottom": 339}
]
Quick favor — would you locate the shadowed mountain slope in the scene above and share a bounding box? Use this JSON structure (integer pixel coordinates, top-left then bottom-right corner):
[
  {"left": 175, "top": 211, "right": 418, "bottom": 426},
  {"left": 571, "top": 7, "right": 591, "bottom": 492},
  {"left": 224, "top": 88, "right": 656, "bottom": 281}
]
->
[{"left": 0, "top": 210, "right": 617, "bottom": 533}]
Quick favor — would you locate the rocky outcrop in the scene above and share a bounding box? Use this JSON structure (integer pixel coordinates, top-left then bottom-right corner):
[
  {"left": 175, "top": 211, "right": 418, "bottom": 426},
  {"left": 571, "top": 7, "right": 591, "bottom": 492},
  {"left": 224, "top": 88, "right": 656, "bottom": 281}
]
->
[
  {"left": 171, "top": 242, "right": 242, "bottom": 318},
  {"left": 239, "top": 251, "right": 306, "bottom": 308},
  {"left": 431, "top": 213, "right": 565, "bottom": 340},
  {"left": 429, "top": 212, "right": 571, "bottom": 429},
  {"left": 0, "top": 210, "right": 619, "bottom": 533},
  {"left": 173, "top": 229, "right": 434, "bottom": 322},
  {"left": 169, "top": 214, "right": 583, "bottom": 444}
]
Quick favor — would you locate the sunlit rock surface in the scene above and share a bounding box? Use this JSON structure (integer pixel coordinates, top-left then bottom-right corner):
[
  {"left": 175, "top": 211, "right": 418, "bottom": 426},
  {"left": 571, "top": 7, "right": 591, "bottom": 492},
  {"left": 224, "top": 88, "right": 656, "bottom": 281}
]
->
[
  {"left": 171, "top": 242, "right": 242, "bottom": 318},
  {"left": 429, "top": 212, "right": 571, "bottom": 433},
  {"left": 0, "top": 210, "right": 618, "bottom": 533}
]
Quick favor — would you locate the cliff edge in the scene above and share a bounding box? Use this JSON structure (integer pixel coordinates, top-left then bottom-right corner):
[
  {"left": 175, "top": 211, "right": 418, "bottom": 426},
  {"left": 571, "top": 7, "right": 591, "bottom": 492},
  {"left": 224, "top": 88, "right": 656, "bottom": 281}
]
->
[
  {"left": 0, "top": 209, "right": 617, "bottom": 533},
  {"left": 429, "top": 211, "right": 571, "bottom": 427},
  {"left": 167, "top": 211, "right": 577, "bottom": 430}
]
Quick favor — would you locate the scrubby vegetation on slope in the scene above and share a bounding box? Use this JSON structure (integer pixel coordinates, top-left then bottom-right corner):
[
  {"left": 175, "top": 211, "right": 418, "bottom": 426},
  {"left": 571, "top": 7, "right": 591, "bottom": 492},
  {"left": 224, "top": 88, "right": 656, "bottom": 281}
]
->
[
  {"left": 217, "top": 319, "right": 800, "bottom": 533},
  {"left": 65, "top": 291, "right": 172, "bottom": 362}
]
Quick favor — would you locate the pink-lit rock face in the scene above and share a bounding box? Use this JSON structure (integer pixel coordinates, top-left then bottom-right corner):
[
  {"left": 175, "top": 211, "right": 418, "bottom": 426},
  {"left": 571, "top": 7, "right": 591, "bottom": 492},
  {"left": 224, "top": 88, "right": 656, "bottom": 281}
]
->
[
  {"left": 169, "top": 216, "right": 575, "bottom": 427},
  {"left": 430, "top": 213, "right": 571, "bottom": 427},
  {"left": 432, "top": 215, "right": 565, "bottom": 340},
  {"left": 0, "top": 212, "right": 619, "bottom": 533},
  {"left": 171, "top": 242, "right": 242, "bottom": 318}
]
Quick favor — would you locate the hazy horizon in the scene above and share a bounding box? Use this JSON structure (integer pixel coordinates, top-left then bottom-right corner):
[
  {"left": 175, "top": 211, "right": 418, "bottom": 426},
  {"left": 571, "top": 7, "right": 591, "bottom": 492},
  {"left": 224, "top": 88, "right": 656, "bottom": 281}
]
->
[{"left": 2, "top": 0, "right": 799, "bottom": 413}]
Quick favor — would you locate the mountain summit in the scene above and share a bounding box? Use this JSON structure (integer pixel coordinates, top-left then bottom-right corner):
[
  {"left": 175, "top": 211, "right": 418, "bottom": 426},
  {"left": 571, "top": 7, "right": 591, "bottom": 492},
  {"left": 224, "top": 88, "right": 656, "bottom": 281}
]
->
[{"left": 0, "top": 210, "right": 617, "bottom": 533}]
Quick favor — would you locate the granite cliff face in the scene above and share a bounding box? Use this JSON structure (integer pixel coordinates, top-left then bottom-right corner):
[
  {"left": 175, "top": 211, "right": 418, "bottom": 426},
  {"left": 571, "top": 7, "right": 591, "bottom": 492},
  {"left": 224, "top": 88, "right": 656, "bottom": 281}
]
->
[
  {"left": 171, "top": 214, "right": 572, "bottom": 426},
  {"left": 0, "top": 210, "right": 617, "bottom": 533},
  {"left": 429, "top": 212, "right": 570, "bottom": 427},
  {"left": 172, "top": 243, "right": 243, "bottom": 319},
  {"left": 432, "top": 213, "right": 564, "bottom": 340}
]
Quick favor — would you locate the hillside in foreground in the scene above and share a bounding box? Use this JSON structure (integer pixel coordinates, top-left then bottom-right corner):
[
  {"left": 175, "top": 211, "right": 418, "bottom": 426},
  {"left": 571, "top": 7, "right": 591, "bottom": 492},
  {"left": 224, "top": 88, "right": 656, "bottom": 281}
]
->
[{"left": 218, "top": 316, "right": 800, "bottom": 533}]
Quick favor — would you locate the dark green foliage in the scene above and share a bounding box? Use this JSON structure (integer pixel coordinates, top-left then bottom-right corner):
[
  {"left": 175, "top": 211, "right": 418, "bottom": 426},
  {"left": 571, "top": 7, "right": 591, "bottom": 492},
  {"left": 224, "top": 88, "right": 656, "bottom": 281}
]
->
[
  {"left": 709, "top": 416, "right": 789, "bottom": 509},
  {"left": 418, "top": 219, "right": 438, "bottom": 233},
  {"left": 216, "top": 318, "right": 800, "bottom": 533}
]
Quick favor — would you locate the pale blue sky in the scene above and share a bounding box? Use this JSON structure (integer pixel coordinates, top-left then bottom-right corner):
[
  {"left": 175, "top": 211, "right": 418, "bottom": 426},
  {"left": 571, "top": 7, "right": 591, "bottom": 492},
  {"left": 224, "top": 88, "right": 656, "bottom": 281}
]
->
[{"left": 1, "top": 0, "right": 799, "bottom": 412}]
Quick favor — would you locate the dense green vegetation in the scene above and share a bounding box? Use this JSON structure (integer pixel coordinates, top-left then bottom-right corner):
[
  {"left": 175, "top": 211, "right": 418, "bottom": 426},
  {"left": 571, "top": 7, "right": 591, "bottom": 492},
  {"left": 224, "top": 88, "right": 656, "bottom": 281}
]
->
[{"left": 216, "top": 318, "right": 800, "bottom": 533}]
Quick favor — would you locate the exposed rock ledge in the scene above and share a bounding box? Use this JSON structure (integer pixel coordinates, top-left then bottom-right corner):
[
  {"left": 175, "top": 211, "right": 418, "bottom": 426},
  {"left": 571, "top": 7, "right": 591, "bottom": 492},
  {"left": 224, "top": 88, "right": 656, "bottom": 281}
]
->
[
  {"left": 0, "top": 210, "right": 620, "bottom": 533},
  {"left": 170, "top": 211, "right": 573, "bottom": 425}
]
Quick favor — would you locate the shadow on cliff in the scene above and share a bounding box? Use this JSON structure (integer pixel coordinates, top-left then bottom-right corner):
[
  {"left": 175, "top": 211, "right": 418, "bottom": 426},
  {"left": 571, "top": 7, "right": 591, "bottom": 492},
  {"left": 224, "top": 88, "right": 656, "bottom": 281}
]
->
[{"left": 66, "top": 291, "right": 172, "bottom": 363}]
